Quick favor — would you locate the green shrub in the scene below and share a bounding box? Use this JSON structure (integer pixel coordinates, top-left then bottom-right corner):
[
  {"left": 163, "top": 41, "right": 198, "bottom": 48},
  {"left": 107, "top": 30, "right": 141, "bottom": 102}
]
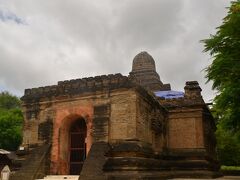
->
[
  {"left": 0, "top": 91, "right": 23, "bottom": 151},
  {"left": 216, "top": 124, "right": 240, "bottom": 166}
]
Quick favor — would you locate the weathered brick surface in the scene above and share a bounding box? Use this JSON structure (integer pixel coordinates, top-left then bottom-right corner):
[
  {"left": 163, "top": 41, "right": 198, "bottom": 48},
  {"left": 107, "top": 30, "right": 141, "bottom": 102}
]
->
[
  {"left": 167, "top": 109, "right": 204, "bottom": 149},
  {"left": 110, "top": 90, "right": 137, "bottom": 141},
  {"left": 93, "top": 104, "right": 110, "bottom": 142},
  {"left": 135, "top": 90, "right": 167, "bottom": 154}
]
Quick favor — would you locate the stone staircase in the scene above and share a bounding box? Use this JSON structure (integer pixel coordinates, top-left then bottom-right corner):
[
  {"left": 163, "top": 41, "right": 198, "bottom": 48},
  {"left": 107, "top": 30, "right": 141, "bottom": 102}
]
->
[
  {"left": 80, "top": 142, "right": 109, "bottom": 180},
  {"left": 36, "top": 175, "right": 79, "bottom": 180}
]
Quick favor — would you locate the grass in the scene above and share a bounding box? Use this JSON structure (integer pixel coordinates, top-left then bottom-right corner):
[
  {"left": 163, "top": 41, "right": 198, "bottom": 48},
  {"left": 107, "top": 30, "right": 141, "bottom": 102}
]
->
[{"left": 221, "top": 165, "right": 240, "bottom": 171}]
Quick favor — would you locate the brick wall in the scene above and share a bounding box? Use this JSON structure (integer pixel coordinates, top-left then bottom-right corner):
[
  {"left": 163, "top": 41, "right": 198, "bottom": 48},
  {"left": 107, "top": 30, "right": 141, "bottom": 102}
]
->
[{"left": 167, "top": 108, "right": 204, "bottom": 149}]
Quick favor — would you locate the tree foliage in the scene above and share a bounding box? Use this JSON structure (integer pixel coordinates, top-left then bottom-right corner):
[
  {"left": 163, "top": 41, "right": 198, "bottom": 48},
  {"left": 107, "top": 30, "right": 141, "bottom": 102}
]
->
[
  {"left": 0, "top": 91, "right": 23, "bottom": 150},
  {"left": 0, "top": 91, "right": 21, "bottom": 110},
  {"left": 215, "top": 123, "right": 240, "bottom": 166},
  {"left": 202, "top": 1, "right": 240, "bottom": 131}
]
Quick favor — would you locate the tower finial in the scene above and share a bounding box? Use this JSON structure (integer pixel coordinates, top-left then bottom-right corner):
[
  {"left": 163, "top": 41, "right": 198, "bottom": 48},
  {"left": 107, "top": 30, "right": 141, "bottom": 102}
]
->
[{"left": 130, "top": 51, "right": 169, "bottom": 91}]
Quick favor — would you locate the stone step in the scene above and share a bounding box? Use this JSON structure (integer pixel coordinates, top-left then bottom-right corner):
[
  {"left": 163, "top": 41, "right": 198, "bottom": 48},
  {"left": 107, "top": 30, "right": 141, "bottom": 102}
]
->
[{"left": 36, "top": 175, "right": 79, "bottom": 180}]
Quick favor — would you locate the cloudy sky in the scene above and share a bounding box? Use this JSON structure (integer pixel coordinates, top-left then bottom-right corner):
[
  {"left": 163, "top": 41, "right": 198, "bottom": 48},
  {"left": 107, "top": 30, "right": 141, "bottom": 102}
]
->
[{"left": 0, "top": 0, "right": 231, "bottom": 102}]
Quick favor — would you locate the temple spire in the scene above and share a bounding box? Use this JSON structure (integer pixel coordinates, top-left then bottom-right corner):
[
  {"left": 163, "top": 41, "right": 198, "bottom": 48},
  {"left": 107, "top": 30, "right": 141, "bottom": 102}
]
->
[{"left": 129, "top": 51, "right": 170, "bottom": 91}]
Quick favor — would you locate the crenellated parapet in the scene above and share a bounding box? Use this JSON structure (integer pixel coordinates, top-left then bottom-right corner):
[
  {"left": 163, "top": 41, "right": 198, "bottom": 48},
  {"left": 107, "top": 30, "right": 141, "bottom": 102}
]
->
[{"left": 21, "top": 73, "right": 134, "bottom": 103}]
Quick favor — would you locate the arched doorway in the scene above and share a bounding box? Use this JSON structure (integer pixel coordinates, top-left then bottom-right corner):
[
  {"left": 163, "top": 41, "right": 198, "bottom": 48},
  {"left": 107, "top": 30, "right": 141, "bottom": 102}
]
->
[{"left": 69, "top": 118, "right": 87, "bottom": 175}]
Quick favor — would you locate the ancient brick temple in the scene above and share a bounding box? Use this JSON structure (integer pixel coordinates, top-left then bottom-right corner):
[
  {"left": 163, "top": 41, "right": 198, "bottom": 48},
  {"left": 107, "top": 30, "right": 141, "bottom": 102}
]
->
[{"left": 12, "top": 52, "right": 220, "bottom": 179}]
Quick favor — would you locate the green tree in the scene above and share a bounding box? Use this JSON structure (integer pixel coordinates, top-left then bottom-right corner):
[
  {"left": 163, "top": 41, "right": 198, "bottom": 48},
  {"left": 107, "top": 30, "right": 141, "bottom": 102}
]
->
[
  {"left": 0, "top": 91, "right": 23, "bottom": 150},
  {"left": 202, "top": 0, "right": 240, "bottom": 131},
  {"left": 0, "top": 91, "right": 21, "bottom": 110},
  {"left": 0, "top": 108, "right": 23, "bottom": 150},
  {"left": 215, "top": 123, "right": 240, "bottom": 166}
]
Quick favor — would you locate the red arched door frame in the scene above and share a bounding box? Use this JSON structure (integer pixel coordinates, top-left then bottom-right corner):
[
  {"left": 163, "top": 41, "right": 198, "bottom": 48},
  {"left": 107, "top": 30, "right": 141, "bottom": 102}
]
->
[{"left": 69, "top": 118, "right": 87, "bottom": 175}]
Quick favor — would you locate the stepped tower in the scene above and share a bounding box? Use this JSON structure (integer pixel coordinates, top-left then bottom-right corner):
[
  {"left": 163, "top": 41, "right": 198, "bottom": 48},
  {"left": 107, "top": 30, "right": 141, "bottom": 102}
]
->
[{"left": 129, "top": 51, "right": 170, "bottom": 91}]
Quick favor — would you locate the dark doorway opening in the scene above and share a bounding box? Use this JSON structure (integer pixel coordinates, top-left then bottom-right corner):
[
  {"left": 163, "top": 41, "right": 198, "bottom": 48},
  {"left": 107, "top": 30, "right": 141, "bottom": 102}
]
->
[{"left": 69, "top": 118, "right": 87, "bottom": 175}]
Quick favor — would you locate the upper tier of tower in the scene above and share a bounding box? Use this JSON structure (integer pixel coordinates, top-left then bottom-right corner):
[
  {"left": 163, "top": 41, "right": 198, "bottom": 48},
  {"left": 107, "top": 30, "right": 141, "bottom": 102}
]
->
[{"left": 129, "top": 51, "right": 171, "bottom": 92}]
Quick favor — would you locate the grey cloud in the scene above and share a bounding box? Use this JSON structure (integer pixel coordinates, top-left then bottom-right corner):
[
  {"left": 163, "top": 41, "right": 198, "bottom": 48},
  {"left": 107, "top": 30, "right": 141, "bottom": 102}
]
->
[
  {"left": 0, "top": 0, "right": 231, "bottom": 101},
  {"left": 0, "top": 8, "right": 26, "bottom": 24}
]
